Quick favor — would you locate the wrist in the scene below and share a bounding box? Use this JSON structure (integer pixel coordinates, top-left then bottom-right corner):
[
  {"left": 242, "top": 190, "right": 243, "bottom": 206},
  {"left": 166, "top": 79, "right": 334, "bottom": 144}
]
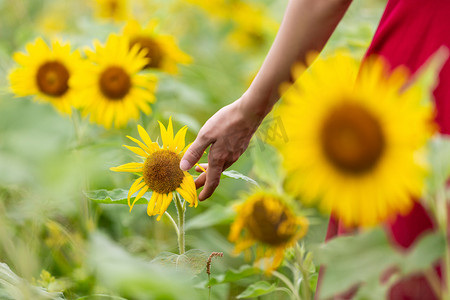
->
[{"left": 237, "top": 89, "right": 274, "bottom": 123}]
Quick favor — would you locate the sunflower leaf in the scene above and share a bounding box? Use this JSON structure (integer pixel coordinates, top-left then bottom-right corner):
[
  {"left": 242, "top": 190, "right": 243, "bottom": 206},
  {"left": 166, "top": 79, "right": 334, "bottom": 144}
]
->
[
  {"left": 314, "top": 229, "right": 445, "bottom": 299},
  {"left": 84, "top": 189, "right": 150, "bottom": 205},
  {"left": 426, "top": 135, "right": 450, "bottom": 195},
  {"left": 208, "top": 265, "right": 260, "bottom": 286},
  {"left": 185, "top": 205, "right": 235, "bottom": 230},
  {"left": 237, "top": 281, "right": 277, "bottom": 298},
  {"left": 411, "top": 47, "right": 449, "bottom": 106},
  {"left": 151, "top": 249, "right": 208, "bottom": 275},
  {"left": 221, "top": 170, "right": 258, "bottom": 186}
]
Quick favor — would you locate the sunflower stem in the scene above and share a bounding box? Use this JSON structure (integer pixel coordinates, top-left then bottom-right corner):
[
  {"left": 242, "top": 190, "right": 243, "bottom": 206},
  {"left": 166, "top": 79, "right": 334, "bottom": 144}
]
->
[
  {"left": 164, "top": 211, "right": 179, "bottom": 237},
  {"left": 175, "top": 192, "right": 186, "bottom": 255},
  {"left": 71, "top": 108, "right": 92, "bottom": 234},
  {"left": 295, "top": 245, "right": 312, "bottom": 300},
  {"left": 272, "top": 270, "right": 300, "bottom": 300}
]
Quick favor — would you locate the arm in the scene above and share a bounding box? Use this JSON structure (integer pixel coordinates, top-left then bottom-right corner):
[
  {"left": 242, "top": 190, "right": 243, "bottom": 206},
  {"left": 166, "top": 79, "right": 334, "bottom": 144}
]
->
[{"left": 181, "top": 0, "right": 353, "bottom": 201}]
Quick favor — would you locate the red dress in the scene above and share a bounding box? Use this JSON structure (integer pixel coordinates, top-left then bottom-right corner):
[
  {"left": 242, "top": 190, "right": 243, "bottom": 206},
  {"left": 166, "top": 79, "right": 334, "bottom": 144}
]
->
[{"left": 320, "top": 0, "right": 450, "bottom": 299}]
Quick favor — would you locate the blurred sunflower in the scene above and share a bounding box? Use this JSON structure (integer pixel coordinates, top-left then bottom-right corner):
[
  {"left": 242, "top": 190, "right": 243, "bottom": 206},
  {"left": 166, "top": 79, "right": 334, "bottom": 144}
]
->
[
  {"left": 9, "top": 38, "right": 82, "bottom": 115},
  {"left": 94, "top": 0, "right": 128, "bottom": 22},
  {"left": 184, "top": 0, "right": 230, "bottom": 19},
  {"left": 123, "top": 20, "right": 191, "bottom": 74},
  {"left": 71, "top": 34, "right": 157, "bottom": 129},
  {"left": 275, "top": 53, "right": 434, "bottom": 227},
  {"left": 111, "top": 118, "right": 198, "bottom": 220},
  {"left": 227, "top": 3, "right": 278, "bottom": 49},
  {"left": 229, "top": 191, "right": 308, "bottom": 273}
]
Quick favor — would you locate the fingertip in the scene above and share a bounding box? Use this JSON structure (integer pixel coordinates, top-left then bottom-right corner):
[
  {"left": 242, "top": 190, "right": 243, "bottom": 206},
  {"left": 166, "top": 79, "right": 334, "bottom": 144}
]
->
[{"left": 179, "top": 159, "right": 191, "bottom": 171}]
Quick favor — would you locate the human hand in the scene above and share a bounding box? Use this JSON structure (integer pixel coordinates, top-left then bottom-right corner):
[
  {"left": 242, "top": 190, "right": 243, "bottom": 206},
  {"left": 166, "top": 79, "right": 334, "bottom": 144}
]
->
[{"left": 180, "top": 97, "right": 264, "bottom": 201}]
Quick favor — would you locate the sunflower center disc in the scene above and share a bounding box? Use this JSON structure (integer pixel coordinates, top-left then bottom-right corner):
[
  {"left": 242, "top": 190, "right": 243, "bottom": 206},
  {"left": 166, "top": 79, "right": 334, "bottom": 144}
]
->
[
  {"left": 36, "top": 61, "right": 70, "bottom": 97},
  {"left": 321, "top": 103, "right": 385, "bottom": 174},
  {"left": 99, "top": 66, "right": 131, "bottom": 100},
  {"left": 245, "top": 199, "right": 294, "bottom": 246},
  {"left": 108, "top": 0, "right": 118, "bottom": 14},
  {"left": 130, "top": 37, "right": 163, "bottom": 69},
  {"left": 143, "top": 150, "right": 184, "bottom": 194}
]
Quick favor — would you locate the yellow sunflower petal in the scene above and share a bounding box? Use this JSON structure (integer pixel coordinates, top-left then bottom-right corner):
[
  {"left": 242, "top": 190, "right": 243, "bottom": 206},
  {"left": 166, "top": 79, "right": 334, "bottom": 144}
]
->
[
  {"left": 129, "top": 185, "right": 149, "bottom": 212},
  {"left": 172, "top": 125, "right": 188, "bottom": 152},
  {"left": 123, "top": 145, "right": 148, "bottom": 157},
  {"left": 137, "top": 125, "right": 154, "bottom": 148},
  {"left": 157, "top": 192, "right": 173, "bottom": 221},
  {"left": 126, "top": 135, "right": 152, "bottom": 153},
  {"left": 127, "top": 176, "right": 144, "bottom": 206},
  {"left": 110, "top": 162, "right": 144, "bottom": 172},
  {"left": 147, "top": 192, "right": 159, "bottom": 216}
]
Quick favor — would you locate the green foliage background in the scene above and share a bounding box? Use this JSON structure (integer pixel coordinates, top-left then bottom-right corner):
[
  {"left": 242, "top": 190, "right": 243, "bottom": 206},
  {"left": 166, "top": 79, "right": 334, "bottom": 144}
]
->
[{"left": 4, "top": 1, "right": 436, "bottom": 299}]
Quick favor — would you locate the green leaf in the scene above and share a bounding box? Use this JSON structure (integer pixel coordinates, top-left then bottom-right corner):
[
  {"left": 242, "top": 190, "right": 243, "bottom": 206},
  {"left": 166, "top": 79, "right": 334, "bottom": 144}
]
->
[
  {"left": 185, "top": 205, "right": 235, "bottom": 230},
  {"left": 250, "top": 140, "right": 284, "bottom": 187},
  {"left": 314, "top": 229, "right": 445, "bottom": 299},
  {"left": 0, "top": 263, "right": 65, "bottom": 300},
  {"left": 84, "top": 189, "right": 150, "bottom": 205},
  {"left": 222, "top": 170, "right": 258, "bottom": 186},
  {"left": 412, "top": 47, "right": 449, "bottom": 106},
  {"left": 314, "top": 228, "right": 401, "bottom": 299},
  {"left": 208, "top": 265, "right": 260, "bottom": 286},
  {"left": 151, "top": 249, "right": 208, "bottom": 275},
  {"left": 237, "top": 281, "right": 276, "bottom": 299},
  {"left": 398, "top": 232, "right": 445, "bottom": 274},
  {"left": 426, "top": 135, "right": 450, "bottom": 195}
]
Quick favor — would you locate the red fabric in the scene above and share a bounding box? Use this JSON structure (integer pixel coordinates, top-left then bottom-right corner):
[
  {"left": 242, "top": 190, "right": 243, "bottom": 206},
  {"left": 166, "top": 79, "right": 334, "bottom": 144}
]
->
[{"left": 319, "top": 0, "right": 450, "bottom": 299}]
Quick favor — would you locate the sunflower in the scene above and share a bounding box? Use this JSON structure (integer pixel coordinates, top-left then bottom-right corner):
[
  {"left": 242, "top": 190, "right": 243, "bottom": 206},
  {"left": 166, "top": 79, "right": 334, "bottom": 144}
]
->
[
  {"left": 70, "top": 34, "right": 157, "bottom": 129},
  {"left": 122, "top": 20, "right": 191, "bottom": 74},
  {"left": 229, "top": 191, "right": 308, "bottom": 273},
  {"left": 227, "top": 2, "right": 278, "bottom": 49},
  {"left": 94, "top": 0, "right": 128, "bottom": 22},
  {"left": 9, "top": 38, "right": 83, "bottom": 115},
  {"left": 275, "top": 52, "right": 434, "bottom": 227},
  {"left": 110, "top": 119, "right": 198, "bottom": 220}
]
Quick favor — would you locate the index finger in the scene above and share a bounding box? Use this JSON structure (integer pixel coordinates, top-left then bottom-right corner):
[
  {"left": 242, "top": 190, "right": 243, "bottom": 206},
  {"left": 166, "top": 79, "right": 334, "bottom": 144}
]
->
[{"left": 180, "top": 135, "right": 212, "bottom": 171}]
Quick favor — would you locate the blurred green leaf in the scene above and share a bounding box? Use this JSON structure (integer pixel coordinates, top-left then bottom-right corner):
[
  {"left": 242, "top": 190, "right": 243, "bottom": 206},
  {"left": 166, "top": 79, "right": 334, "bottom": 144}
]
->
[
  {"left": 397, "top": 232, "right": 445, "bottom": 274},
  {"left": 185, "top": 205, "right": 235, "bottom": 230},
  {"left": 237, "top": 281, "right": 276, "bottom": 298},
  {"left": 208, "top": 265, "right": 260, "bottom": 286},
  {"left": 222, "top": 170, "right": 258, "bottom": 186},
  {"left": 315, "top": 229, "right": 445, "bottom": 299},
  {"left": 0, "top": 263, "right": 65, "bottom": 300},
  {"left": 84, "top": 189, "right": 150, "bottom": 205},
  {"left": 250, "top": 140, "right": 283, "bottom": 187},
  {"left": 413, "top": 47, "right": 449, "bottom": 106},
  {"left": 88, "top": 233, "right": 200, "bottom": 299},
  {"left": 314, "top": 229, "right": 399, "bottom": 299},
  {"left": 152, "top": 249, "right": 208, "bottom": 275},
  {"left": 427, "top": 135, "right": 450, "bottom": 195}
]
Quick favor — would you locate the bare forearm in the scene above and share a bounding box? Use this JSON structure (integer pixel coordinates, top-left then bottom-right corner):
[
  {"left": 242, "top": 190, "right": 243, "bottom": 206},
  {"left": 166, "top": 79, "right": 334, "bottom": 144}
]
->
[{"left": 241, "top": 0, "right": 353, "bottom": 118}]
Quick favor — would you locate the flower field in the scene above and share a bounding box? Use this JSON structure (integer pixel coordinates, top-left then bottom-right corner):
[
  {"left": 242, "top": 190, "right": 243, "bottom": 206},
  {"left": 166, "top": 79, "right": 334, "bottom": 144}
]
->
[{"left": 1, "top": 0, "right": 449, "bottom": 299}]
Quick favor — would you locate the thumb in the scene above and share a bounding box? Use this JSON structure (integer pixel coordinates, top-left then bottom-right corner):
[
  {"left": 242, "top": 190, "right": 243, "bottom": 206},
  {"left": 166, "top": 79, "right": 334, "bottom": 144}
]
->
[{"left": 180, "top": 135, "right": 212, "bottom": 171}]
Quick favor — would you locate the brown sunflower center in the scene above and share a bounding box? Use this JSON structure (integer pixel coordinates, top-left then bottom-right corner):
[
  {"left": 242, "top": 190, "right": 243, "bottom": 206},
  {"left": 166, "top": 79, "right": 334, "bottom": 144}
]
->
[
  {"left": 245, "top": 198, "right": 295, "bottom": 246},
  {"left": 36, "top": 61, "right": 70, "bottom": 97},
  {"left": 143, "top": 150, "right": 184, "bottom": 194},
  {"left": 320, "top": 103, "right": 385, "bottom": 175},
  {"left": 130, "top": 37, "right": 163, "bottom": 69},
  {"left": 99, "top": 66, "right": 131, "bottom": 100},
  {"left": 108, "top": 0, "right": 118, "bottom": 14}
]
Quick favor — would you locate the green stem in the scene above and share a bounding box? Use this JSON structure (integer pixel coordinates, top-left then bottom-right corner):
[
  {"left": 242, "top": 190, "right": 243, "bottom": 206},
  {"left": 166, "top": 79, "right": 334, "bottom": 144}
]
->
[
  {"left": 275, "top": 287, "right": 296, "bottom": 299},
  {"left": 174, "top": 192, "right": 185, "bottom": 255},
  {"left": 295, "top": 245, "right": 312, "bottom": 300},
  {"left": 272, "top": 270, "right": 300, "bottom": 300},
  {"left": 71, "top": 109, "right": 91, "bottom": 234},
  {"left": 164, "top": 211, "right": 179, "bottom": 237}
]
